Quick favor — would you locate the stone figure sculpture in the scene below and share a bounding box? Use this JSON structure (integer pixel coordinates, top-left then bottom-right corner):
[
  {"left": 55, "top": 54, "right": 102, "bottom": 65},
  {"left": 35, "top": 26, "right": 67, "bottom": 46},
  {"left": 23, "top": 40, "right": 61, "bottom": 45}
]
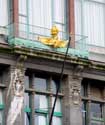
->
[{"left": 7, "top": 69, "right": 24, "bottom": 125}]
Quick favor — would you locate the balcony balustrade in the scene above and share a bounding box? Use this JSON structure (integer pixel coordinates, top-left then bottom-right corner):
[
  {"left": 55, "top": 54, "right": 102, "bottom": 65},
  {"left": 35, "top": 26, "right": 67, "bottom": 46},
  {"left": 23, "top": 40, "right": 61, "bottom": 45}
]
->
[{"left": 0, "top": 23, "right": 89, "bottom": 58}]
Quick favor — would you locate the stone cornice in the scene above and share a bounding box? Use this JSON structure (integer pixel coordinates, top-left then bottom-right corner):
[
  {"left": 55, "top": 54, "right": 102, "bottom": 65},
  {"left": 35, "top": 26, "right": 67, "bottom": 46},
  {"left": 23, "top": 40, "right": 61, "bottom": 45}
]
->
[{"left": 0, "top": 43, "right": 105, "bottom": 71}]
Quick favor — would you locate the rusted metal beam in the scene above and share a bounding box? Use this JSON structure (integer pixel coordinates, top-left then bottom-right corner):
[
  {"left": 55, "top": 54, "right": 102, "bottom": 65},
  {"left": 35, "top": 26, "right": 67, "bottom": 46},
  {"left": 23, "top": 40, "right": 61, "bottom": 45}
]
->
[{"left": 68, "top": 0, "right": 75, "bottom": 48}]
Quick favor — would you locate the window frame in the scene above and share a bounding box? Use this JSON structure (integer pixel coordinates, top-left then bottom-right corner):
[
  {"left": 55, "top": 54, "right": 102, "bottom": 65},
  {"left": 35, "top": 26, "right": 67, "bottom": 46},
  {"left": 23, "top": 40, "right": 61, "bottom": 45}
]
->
[
  {"left": 0, "top": 83, "right": 7, "bottom": 125},
  {"left": 18, "top": 0, "right": 67, "bottom": 39},
  {"left": 75, "top": 0, "right": 105, "bottom": 48},
  {"left": 24, "top": 72, "right": 63, "bottom": 125},
  {"left": 81, "top": 79, "right": 105, "bottom": 125}
]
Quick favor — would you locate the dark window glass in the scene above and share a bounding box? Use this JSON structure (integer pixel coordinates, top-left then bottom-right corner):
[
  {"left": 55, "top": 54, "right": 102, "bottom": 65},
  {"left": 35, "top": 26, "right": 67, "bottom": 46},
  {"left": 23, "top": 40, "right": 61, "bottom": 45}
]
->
[
  {"left": 82, "top": 101, "right": 87, "bottom": 125},
  {"left": 24, "top": 76, "right": 29, "bottom": 88},
  {"left": 90, "top": 84, "right": 103, "bottom": 99},
  {"left": 51, "top": 80, "right": 57, "bottom": 93},
  {"left": 51, "top": 78, "right": 60, "bottom": 93},
  {"left": 91, "top": 121, "right": 104, "bottom": 125},
  {"left": 34, "top": 77, "right": 47, "bottom": 91},
  {"left": 0, "top": 75, "right": 2, "bottom": 84},
  {"left": 91, "top": 102, "right": 103, "bottom": 118},
  {"left": 24, "top": 92, "right": 29, "bottom": 107},
  {"left": 81, "top": 84, "right": 87, "bottom": 97}
]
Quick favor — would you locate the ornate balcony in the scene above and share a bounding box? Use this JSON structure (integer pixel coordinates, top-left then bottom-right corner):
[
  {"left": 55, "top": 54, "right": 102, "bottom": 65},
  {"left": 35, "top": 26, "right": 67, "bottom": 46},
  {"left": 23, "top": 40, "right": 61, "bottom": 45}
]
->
[{"left": 0, "top": 23, "right": 89, "bottom": 58}]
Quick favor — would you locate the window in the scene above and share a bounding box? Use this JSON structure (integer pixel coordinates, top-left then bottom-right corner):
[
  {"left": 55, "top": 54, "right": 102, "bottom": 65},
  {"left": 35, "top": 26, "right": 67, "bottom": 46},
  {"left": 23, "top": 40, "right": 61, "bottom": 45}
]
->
[
  {"left": 0, "top": 0, "right": 8, "bottom": 26},
  {"left": 24, "top": 72, "right": 63, "bottom": 125},
  {"left": 24, "top": 76, "right": 30, "bottom": 125},
  {"left": 34, "top": 77, "right": 47, "bottom": 91},
  {"left": 82, "top": 101, "right": 87, "bottom": 125},
  {"left": 90, "top": 84, "right": 103, "bottom": 99},
  {"left": 75, "top": 0, "right": 105, "bottom": 47},
  {"left": 81, "top": 79, "right": 105, "bottom": 125},
  {"left": 35, "top": 94, "right": 48, "bottom": 111},
  {"left": 52, "top": 97, "right": 62, "bottom": 125},
  {"left": 24, "top": 112, "right": 29, "bottom": 125},
  {"left": 52, "top": 97, "right": 61, "bottom": 113},
  {"left": 51, "top": 78, "right": 60, "bottom": 94},
  {"left": 19, "top": 0, "right": 67, "bottom": 40},
  {"left": 0, "top": 0, "right": 8, "bottom": 36},
  {"left": 90, "top": 102, "right": 104, "bottom": 125},
  {"left": 0, "top": 89, "right": 3, "bottom": 125},
  {"left": 52, "top": 116, "right": 62, "bottom": 125},
  {"left": 35, "top": 114, "right": 47, "bottom": 125},
  {"left": 0, "top": 71, "right": 6, "bottom": 125},
  {"left": 91, "top": 102, "right": 103, "bottom": 118},
  {"left": 81, "top": 82, "right": 88, "bottom": 97}
]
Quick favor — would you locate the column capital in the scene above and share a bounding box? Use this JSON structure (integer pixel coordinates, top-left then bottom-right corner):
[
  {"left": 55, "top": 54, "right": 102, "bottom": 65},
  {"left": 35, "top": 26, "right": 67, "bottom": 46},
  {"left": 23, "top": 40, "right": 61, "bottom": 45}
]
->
[{"left": 72, "top": 65, "right": 84, "bottom": 78}]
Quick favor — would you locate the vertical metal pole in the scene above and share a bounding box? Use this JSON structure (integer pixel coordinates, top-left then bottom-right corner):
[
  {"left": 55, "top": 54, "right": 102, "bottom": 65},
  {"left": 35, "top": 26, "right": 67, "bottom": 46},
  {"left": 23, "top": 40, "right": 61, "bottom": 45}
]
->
[
  {"left": 49, "top": 36, "right": 71, "bottom": 125},
  {"left": 26, "top": 0, "right": 29, "bottom": 39}
]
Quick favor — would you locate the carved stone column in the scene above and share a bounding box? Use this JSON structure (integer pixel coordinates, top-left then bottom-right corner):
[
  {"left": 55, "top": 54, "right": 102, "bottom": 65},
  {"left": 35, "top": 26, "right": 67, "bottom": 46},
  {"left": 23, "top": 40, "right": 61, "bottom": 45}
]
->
[
  {"left": 62, "top": 73, "right": 83, "bottom": 125},
  {"left": 68, "top": 75, "right": 82, "bottom": 125},
  {"left": 6, "top": 55, "right": 27, "bottom": 125}
]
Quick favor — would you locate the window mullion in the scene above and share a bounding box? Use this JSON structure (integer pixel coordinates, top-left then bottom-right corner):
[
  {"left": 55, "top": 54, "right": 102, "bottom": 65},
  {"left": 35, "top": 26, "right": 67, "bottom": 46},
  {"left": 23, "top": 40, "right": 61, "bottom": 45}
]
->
[
  {"left": 25, "top": 73, "right": 63, "bottom": 125},
  {"left": 47, "top": 77, "right": 51, "bottom": 92},
  {"left": 26, "top": 0, "right": 29, "bottom": 38},
  {"left": 48, "top": 76, "right": 52, "bottom": 122},
  {"left": 85, "top": 0, "right": 105, "bottom": 4},
  {"left": 103, "top": 87, "right": 105, "bottom": 125},
  {"left": 103, "top": 104, "right": 105, "bottom": 125},
  {"left": 29, "top": 74, "right": 35, "bottom": 125},
  {"left": 0, "top": 87, "right": 5, "bottom": 125},
  {"left": 81, "top": 0, "right": 85, "bottom": 36}
]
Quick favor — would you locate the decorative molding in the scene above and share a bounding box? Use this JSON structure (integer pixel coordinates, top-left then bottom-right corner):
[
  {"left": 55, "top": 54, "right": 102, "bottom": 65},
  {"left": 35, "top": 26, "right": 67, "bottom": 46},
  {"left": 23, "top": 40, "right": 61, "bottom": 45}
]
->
[
  {"left": 73, "top": 65, "right": 84, "bottom": 77},
  {"left": 68, "top": 75, "right": 82, "bottom": 105}
]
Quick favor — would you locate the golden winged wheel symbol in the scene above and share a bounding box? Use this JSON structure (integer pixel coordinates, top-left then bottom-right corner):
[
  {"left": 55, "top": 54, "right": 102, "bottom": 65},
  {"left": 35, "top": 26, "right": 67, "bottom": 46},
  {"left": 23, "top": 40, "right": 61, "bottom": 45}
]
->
[{"left": 38, "top": 26, "right": 68, "bottom": 48}]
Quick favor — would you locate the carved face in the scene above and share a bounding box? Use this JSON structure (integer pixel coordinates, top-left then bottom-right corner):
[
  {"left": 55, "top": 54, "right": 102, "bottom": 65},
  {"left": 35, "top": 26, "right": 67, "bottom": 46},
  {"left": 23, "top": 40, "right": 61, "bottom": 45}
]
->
[{"left": 15, "top": 80, "right": 23, "bottom": 92}]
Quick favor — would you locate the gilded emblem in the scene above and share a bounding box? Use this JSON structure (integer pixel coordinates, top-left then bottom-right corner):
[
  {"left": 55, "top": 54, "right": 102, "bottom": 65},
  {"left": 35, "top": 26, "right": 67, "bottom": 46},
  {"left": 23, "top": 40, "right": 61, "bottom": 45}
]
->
[{"left": 38, "top": 26, "right": 68, "bottom": 48}]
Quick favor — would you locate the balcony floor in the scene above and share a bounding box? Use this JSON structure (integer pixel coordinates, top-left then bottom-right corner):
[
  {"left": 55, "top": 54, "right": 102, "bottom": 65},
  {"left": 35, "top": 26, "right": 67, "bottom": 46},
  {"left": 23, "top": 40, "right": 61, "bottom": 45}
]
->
[{"left": 8, "top": 37, "right": 89, "bottom": 59}]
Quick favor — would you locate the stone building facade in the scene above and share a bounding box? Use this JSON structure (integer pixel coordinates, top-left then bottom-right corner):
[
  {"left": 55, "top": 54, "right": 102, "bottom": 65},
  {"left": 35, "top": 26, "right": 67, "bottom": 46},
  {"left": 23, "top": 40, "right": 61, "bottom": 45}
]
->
[
  {"left": 0, "top": 44, "right": 104, "bottom": 125},
  {"left": 0, "top": 0, "right": 105, "bottom": 125}
]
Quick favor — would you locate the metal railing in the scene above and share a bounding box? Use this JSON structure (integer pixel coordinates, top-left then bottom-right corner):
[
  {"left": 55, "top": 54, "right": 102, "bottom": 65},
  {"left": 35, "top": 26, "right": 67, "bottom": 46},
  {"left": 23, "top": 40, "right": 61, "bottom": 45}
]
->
[{"left": 0, "top": 23, "right": 88, "bottom": 58}]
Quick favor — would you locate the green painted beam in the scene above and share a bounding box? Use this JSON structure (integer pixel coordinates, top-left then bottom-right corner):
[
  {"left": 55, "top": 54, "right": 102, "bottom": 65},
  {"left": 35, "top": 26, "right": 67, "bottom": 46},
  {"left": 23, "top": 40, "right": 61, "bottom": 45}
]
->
[
  {"left": 91, "top": 117, "right": 104, "bottom": 122},
  {"left": 35, "top": 109, "right": 48, "bottom": 114},
  {"left": 0, "top": 104, "right": 5, "bottom": 110},
  {"left": 53, "top": 112, "right": 62, "bottom": 117},
  {"left": 8, "top": 37, "right": 89, "bottom": 58},
  {"left": 24, "top": 107, "right": 31, "bottom": 113}
]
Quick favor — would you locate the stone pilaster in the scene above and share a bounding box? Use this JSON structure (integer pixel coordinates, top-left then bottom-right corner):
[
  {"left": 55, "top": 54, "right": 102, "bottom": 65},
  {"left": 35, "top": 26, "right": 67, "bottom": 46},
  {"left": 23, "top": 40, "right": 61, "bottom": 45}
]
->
[
  {"left": 69, "top": 75, "right": 82, "bottom": 125},
  {"left": 62, "top": 76, "right": 70, "bottom": 125},
  {"left": 87, "top": 83, "right": 91, "bottom": 125},
  {"left": 63, "top": 74, "right": 83, "bottom": 125}
]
